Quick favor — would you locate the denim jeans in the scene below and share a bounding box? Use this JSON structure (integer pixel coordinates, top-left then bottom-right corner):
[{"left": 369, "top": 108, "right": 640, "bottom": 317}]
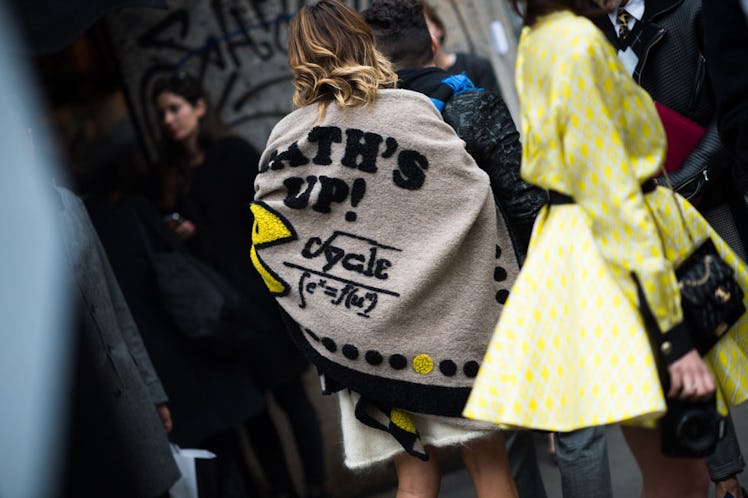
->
[
  {"left": 555, "top": 426, "right": 613, "bottom": 498},
  {"left": 505, "top": 427, "right": 613, "bottom": 498},
  {"left": 505, "top": 430, "right": 549, "bottom": 498}
]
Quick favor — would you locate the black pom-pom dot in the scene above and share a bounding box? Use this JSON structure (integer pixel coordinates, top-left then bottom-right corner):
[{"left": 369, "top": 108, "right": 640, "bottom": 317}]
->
[
  {"left": 494, "top": 267, "right": 508, "bottom": 282},
  {"left": 321, "top": 337, "right": 337, "bottom": 353},
  {"left": 365, "top": 350, "right": 384, "bottom": 366},
  {"left": 496, "top": 289, "right": 510, "bottom": 304},
  {"left": 389, "top": 354, "right": 407, "bottom": 370},
  {"left": 439, "top": 360, "right": 457, "bottom": 377},
  {"left": 342, "top": 344, "right": 359, "bottom": 360},
  {"left": 463, "top": 361, "right": 480, "bottom": 378}
]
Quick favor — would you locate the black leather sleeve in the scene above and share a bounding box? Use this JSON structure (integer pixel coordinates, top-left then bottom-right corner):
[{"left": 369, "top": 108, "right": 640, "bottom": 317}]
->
[{"left": 443, "top": 92, "right": 546, "bottom": 259}]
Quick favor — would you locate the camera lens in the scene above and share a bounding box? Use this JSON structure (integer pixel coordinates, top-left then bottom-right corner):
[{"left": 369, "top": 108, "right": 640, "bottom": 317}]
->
[{"left": 676, "top": 409, "right": 718, "bottom": 454}]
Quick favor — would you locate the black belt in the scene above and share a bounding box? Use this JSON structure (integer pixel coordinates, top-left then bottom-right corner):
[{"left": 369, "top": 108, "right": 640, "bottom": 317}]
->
[{"left": 548, "top": 178, "right": 657, "bottom": 205}]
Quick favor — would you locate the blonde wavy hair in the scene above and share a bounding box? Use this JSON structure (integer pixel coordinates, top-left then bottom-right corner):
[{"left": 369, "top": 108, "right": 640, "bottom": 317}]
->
[{"left": 288, "top": 0, "right": 398, "bottom": 116}]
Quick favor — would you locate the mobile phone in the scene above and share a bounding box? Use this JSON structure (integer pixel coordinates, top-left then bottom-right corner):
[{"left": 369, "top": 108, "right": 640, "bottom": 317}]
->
[{"left": 165, "top": 212, "right": 185, "bottom": 224}]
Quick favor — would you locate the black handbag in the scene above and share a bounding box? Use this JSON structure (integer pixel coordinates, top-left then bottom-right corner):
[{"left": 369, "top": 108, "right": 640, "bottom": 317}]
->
[
  {"left": 656, "top": 168, "right": 745, "bottom": 355},
  {"left": 676, "top": 238, "right": 745, "bottom": 354},
  {"left": 135, "top": 216, "right": 245, "bottom": 339},
  {"left": 648, "top": 169, "right": 742, "bottom": 458},
  {"left": 149, "top": 250, "right": 245, "bottom": 339}
]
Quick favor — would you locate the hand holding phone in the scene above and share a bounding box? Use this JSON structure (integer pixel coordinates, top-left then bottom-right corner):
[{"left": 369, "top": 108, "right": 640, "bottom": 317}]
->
[{"left": 165, "top": 212, "right": 196, "bottom": 240}]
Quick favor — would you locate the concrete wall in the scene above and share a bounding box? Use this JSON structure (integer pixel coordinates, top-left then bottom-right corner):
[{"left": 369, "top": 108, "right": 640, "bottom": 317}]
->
[{"left": 105, "top": 1, "right": 520, "bottom": 495}]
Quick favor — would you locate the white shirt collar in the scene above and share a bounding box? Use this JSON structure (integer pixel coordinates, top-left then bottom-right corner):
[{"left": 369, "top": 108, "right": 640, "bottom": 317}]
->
[{"left": 607, "top": 0, "right": 645, "bottom": 30}]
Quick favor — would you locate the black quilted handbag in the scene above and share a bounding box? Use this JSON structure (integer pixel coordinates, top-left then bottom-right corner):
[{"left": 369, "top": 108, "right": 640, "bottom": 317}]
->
[
  {"left": 654, "top": 167, "right": 746, "bottom": 355},
  {"left": 149, "top": 249, "right": 245, "bottom": 339},
  {"left": 134, "top": 215, "right": 245, "bottom": 339},
  {"left": 676, "top": 238, "right": 745, "bottom": 354}
]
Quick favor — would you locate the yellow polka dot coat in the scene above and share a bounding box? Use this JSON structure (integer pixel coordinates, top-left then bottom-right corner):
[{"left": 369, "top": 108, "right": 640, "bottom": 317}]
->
[{"left": 463, "top": 11, "right": 748, "bottom": 430}]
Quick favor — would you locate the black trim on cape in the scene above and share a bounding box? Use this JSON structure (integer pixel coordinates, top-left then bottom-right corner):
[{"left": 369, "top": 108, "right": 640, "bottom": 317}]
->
[{"left": 278, "top": 309, "right": 473, "bottom": 417}]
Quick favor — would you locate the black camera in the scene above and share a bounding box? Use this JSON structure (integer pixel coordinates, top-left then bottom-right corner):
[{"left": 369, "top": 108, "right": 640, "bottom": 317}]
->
[{"left": 660, "top": 396, "right": 726, "bottom": 458}]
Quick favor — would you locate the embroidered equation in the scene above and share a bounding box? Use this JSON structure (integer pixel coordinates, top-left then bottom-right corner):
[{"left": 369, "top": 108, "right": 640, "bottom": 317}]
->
[{"left": 284, "top": 231, "right": 401, "bottom": 318}]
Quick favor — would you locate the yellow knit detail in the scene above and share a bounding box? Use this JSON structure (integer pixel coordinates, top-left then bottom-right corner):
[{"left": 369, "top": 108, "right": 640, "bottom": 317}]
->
[
  {"left": 250, "top": 246, "right": 287, "bottom": 295},
  {"left": 390, "top": 409, "right": 417, "bottom": 433},
  {"left": 412, "top": 354, "right": 434, "bottom": 375},
  {"left": 250, "top": 203, "right": 294, "bottom": 245},
  {"left": 249, "top": 203, "right": 296, "bottom": 295}
]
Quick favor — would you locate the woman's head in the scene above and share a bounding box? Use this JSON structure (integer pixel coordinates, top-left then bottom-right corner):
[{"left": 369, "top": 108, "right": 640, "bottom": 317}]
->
[
  {"left": 150, "top": 73, "right": 227, "bottom": 207},
  {"left": 509, "top": 0, "right": 609, "bottom": 26},
  {"left": 152, "top": 73, "right": 207, "bottom": 145},
  {"left": 151, "top": 72, "right": 227, "bottom": 155},
  {"left": 287, "top": 0, "right": 397, "bottom": 114}
]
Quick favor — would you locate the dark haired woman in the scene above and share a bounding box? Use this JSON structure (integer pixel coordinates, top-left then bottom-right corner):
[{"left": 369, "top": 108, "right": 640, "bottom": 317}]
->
[
  {"left": 462, "top": 1, "right": 748, "bottom": 497},
  {"left": 151, "top": 73, "right": 327, "bottom": 498}
]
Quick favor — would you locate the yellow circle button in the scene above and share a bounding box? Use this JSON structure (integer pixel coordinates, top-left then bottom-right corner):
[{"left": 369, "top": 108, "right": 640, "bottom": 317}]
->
[{"left": 413, "top": 354, "right": 434, "bottom": 375}]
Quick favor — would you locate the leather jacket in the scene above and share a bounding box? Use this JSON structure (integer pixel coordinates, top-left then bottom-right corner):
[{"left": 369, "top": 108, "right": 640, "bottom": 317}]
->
[
  {"left": 443, "top": 91, "right": 546, "bottom": 258},
  {"left": 397, "top": 67, "right": 547, "bottom": 261},
  {"left": 593, "top": 0, "right": 732, "bottom": 201}
]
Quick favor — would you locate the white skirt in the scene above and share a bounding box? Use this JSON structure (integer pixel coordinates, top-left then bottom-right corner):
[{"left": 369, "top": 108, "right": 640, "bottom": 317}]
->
[{"left": 337, "top": 390, "right": 498, "bottom": 469}]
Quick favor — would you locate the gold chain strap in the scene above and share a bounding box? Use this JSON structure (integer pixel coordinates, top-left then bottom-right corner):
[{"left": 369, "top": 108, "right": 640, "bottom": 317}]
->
[
  {"left": 656, "top": 164, "right": 697, "bottom": 249},
  {"left": 678, "top": 255, "right": 714, "bottom": 288}
]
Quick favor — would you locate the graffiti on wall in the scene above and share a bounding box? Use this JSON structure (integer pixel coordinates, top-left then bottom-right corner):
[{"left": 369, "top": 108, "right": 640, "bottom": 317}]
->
[
  {"left": 106, "top": 0, "right": 310, "bottom": 158},
  {"left": 105, "top": 0, "right": 502, "bottom": 159}
]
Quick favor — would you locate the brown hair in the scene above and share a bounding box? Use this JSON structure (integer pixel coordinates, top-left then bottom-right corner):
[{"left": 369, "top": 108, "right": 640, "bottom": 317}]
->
[
  {"left": 151, "top": 72, "right": 228, "bottom": 210},
  {"left": 509, "top": 0, "right": 607, "bottom": 26},
  {"left": 288, "top": 0, "right": 398, "bottom": 116}
]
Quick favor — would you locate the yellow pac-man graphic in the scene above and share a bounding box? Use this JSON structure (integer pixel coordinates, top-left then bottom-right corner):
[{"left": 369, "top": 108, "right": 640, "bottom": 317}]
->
[{"left": 250, "top": 202, "right": 297, "bottom": 296}]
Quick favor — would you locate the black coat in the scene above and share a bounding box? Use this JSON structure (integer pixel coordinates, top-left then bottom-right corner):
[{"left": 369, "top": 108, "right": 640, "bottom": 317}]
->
[
  {"left": 170, "top": 136, "right": 309, "bottom": 388},
  {"left": 592, "top": 0, "right": 748, "bottom": 254},
  {"left": 703, "top": 0, "right": 748, "bottom": 175},
  {"left": 593, "top": 0, "right": 731, "bottom": 196},
  {"left": 87, "top": 195, "right": 267, "bottom": 447}
]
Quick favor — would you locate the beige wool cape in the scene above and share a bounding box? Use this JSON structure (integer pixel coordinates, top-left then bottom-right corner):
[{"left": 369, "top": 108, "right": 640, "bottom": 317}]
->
[{"left": 250, "top": 89, "right": 518, "bottom": 456}]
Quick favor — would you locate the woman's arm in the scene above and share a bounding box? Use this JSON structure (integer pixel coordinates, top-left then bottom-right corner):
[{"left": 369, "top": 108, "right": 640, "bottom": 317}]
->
[{"left": 557, "top": 38, "right": 713, "bottom": 398}]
